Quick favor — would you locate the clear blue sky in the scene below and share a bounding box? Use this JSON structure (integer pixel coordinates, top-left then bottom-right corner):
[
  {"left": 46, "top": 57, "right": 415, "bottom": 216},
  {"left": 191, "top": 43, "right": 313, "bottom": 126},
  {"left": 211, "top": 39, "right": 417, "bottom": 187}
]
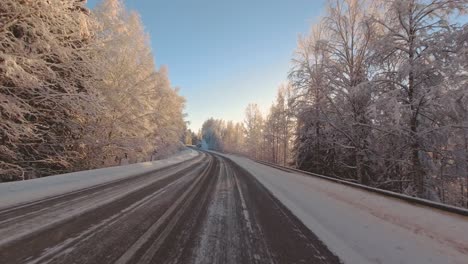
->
[{"left": 87, "top": 0, "right": 325, "bottom": 131}]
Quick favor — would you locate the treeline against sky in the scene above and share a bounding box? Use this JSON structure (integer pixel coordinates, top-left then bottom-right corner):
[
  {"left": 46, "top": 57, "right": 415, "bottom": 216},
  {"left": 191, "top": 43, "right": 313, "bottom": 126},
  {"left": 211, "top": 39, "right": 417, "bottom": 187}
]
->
[
  {"left": 201, "top": 0, "right": 468, "bottom": 208},
  {"left": 0, "top": 0, "right": 186, "bottom": 181}
]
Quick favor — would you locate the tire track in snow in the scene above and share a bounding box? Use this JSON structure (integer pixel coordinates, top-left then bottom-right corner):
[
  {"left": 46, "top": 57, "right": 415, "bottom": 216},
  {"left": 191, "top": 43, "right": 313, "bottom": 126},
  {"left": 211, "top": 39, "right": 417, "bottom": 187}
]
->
[
  {"left": 115, "top": 155, "right": 216, "bottom": 264},
  {"left": 26, "top": 174, "right": 191, "bottom": 264}
]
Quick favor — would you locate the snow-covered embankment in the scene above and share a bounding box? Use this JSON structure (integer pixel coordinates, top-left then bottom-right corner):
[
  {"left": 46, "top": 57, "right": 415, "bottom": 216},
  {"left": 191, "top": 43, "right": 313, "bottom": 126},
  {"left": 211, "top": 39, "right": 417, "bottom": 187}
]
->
[
  {"left": 0, "top": 149, "right": 198, "bottom": 210},
  {"left": 227, "top": 155, "right": 468, "bottom": 264}
]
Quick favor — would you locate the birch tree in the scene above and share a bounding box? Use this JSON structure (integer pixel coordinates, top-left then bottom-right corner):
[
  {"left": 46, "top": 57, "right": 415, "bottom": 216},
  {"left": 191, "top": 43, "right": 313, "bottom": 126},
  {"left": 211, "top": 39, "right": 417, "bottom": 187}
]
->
[
  {"left": 290, "top": 22, "right": 334, "bottom": 173},
  {"left": 372, "top": 0, "right": 467, "bottom": 197},
  {"left": 263, "top": 85, "right": 295, "bottom": 165},
  {"left": 290, "top": 0, "right": 378, "bottom": 183},
  {"left": 323, "top": 0, "right": 377, "bottom": 184},
  {"left": 244, "top": 104, "right": 264, "bottom": 159}
]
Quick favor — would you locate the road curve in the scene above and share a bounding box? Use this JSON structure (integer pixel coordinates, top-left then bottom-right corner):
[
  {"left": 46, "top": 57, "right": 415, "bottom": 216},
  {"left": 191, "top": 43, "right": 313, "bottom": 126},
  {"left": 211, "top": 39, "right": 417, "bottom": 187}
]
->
[{"left": 0, "top": 151, "right": 340, "bottom": 264}]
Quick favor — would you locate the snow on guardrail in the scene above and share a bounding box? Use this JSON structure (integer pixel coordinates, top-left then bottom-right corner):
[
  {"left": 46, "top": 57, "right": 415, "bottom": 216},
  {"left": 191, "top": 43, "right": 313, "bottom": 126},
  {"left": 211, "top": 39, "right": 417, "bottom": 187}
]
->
[{"left": 255, "top": 160, "right": 468, "bottom": 217}]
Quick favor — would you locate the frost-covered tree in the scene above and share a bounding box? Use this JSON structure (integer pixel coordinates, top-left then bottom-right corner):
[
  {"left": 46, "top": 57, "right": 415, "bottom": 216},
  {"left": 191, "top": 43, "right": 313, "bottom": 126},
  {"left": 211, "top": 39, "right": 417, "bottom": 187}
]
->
[
  {"left": 0, "top": 0, "right": 97, "bottom": 180},
  {"left": 200, "top": 118, "right": 245, "bottom": 153},
  {"left": 83, "top": 0, "right": 186, "bottom": 167},
  {"left": 290, "top": 0, "right": 378, "bottom": 183},
  {"left": 223, "top": 121, "right": 245, "bottom": 154},
  {"left": 372, "top": 0, "right": 467, "bottom": 197},
  {"left": 0, "top": 0, "right": 186, "bottom": 180},
  {"left": 323, "top": 0, "right": 377, "bottom": 184},
  {"left": 290, "top": 22, "right": 336, "bottom": 174},
  {"left": 201, "top": 118, "right": 225, "bottom": 151},
  {"left": 263, "top": 85, "right": 295, "bottom": 165},
  {"left": 289, "top": 0, "right": 468, "bottom": 205},
  {"left": 244, "top": 104, "right": 264, "bottom": 159},
  {"left": 200, "top": 86, "right": 292, "bottom": 163}
]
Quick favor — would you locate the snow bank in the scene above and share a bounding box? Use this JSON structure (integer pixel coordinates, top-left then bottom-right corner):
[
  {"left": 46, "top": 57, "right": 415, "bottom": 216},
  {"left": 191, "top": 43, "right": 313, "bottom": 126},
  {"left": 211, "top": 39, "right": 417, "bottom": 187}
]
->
[
  {"left": 226, "top": 154, "right": 468, "bottom": 264},
  {"left": 0, "top": 149, "right": 199, "bottom": 210}
]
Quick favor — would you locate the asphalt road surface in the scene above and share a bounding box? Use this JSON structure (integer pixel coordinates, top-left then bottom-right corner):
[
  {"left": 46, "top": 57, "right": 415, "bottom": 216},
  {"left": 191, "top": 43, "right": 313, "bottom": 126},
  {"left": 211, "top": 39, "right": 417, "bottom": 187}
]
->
[{"left": 0, "top": 151, "right": 340, "bottom": 264}]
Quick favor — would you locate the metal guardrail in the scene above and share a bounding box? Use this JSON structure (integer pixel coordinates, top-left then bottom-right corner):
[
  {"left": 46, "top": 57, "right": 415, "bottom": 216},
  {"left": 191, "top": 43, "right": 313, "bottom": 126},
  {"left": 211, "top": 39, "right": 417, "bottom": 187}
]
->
[{"left": 255, "top": 159, "right": 468, "bottom": 217}]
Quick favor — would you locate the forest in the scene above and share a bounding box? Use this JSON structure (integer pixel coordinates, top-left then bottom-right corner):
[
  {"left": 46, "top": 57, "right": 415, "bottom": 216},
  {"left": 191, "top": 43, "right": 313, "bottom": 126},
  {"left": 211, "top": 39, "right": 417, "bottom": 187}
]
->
[
  {"left": 200, "top": 0, "right": 468, "bottom": 208},
  {"left": 0, "top": 0, "right": 186, "bottom": 181}
]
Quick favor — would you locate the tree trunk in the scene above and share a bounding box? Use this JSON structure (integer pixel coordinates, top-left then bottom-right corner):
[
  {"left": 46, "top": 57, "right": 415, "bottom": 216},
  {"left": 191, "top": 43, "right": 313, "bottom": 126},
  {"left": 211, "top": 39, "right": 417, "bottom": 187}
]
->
[
  {"left": 408, "top": 3, "right": 424, "bottom": 197},
  {"left": 283, "top": 134, "right": 288, "bottom": 166},
  {"left": 464, "top": 127, "right": 468, "bottom": 207}
]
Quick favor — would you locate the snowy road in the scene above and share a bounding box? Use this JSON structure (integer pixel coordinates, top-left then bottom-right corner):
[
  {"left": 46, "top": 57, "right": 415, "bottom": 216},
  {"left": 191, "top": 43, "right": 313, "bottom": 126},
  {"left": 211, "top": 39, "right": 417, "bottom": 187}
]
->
[
  {"left": 2, "top": 149, "right": 466, "bottom": 264},
  {"left": 0, "top": 151, "right": 339, "bottom": 264}
]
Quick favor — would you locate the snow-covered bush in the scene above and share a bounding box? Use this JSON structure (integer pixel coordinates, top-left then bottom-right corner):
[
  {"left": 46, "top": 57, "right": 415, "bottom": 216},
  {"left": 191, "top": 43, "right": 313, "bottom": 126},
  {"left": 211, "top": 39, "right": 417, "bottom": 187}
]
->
[{"left": 0, "top": 0, "right": 97, "bottom": 180}]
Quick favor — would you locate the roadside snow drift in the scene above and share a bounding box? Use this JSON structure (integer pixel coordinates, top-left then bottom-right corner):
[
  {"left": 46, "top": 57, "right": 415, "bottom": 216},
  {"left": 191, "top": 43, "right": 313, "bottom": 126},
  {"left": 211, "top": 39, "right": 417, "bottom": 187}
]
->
[
  {"left": 0, "top": 149, "right": 198, "bottom": 210},
  {"left": 227, "top": 154, "right": 468, "bottom": 264}
]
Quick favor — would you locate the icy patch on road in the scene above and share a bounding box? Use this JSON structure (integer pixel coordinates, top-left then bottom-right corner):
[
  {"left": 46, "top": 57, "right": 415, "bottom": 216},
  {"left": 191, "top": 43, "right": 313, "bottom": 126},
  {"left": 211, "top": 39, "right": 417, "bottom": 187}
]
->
[
  {"left": 226, "top": 154, "right": 468, "bottom": 264},
  {"left": 0, "top": 149, "right": 198, "bottom": 210}
]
